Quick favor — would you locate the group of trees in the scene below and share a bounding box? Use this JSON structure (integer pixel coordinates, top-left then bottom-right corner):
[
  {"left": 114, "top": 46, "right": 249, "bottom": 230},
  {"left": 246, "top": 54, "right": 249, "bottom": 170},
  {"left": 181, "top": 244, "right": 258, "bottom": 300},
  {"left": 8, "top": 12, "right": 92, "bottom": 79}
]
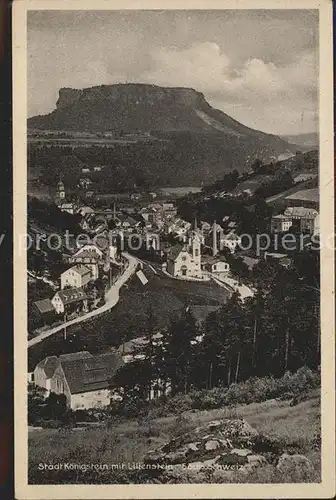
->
[
  {"left": 202, "top": 169, "right": 240, "bottom": 194},
  {"left": 115, "top": 256, "right": 320, "bottom": 401},
  {"left": 28, "top": 197, "right": 82, "bottom": 234},
  {"left": 28, "top": 383, "right": 69, "bottom": 425}
]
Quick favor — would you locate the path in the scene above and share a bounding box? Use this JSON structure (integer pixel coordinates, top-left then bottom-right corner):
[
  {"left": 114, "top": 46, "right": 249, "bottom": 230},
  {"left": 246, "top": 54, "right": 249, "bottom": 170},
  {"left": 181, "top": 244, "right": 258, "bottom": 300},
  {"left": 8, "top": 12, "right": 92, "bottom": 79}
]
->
[
  {"left": 28, "top": 252, "right": 138, "bottom": 348},
  {"left": 212, "top": 274, "right": 254, "bottom": 300}
]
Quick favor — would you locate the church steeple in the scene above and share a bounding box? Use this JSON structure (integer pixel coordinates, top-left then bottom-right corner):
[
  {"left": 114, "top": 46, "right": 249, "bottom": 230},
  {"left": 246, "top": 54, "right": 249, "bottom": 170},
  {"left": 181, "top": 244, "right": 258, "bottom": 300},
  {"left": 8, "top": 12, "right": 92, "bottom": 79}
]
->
[{"left": 56, "top": 175, "right": 65, "bottom": 201}]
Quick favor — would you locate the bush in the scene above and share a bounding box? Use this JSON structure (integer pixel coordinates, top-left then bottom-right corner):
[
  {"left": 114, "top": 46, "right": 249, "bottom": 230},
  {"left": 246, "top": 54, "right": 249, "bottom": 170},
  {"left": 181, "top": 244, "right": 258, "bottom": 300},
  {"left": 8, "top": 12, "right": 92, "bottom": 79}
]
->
[
  {"left": 169, "top": 414, "right": 193, "bottom": 438},
  {"left": 146, "top": 367, "right": 320, "bottom": 417},
  {"left": 35, "top": 419, "right": 63, "bottom": 429}
]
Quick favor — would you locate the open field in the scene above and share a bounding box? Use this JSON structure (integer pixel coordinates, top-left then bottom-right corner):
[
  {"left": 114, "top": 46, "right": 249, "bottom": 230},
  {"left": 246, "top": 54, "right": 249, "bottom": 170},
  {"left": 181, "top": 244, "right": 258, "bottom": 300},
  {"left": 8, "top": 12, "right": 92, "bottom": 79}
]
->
[{"left": 28, "top": 392, "right": 320, "bottom": 484}]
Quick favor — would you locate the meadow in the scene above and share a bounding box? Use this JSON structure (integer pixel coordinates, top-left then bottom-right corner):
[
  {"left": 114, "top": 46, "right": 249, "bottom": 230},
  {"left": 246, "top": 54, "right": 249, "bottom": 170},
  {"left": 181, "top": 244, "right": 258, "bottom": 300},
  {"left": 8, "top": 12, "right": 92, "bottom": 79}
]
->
[{"left": 29, "top": 385, "right": 320, "bottom": 484}]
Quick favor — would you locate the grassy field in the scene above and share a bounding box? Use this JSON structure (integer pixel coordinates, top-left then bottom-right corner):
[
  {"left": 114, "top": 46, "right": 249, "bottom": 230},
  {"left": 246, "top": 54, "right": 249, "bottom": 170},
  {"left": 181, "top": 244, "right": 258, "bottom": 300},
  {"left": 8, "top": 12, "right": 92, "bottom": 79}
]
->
[{"left": 28, "top": 391, "right": 320, "bottom": 484}]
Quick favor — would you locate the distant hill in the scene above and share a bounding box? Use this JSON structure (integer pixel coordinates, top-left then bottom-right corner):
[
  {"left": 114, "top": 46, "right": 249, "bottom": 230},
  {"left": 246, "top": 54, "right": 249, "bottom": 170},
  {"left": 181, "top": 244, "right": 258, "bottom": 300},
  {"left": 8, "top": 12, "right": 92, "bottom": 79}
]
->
[
  {"left": 27, "top": 84, "right": 297, "bottom": 185},
  {"left": 202, "top": 149, "right": 319, "bottom": 198},
  {"left": 275, "top": 149, "right": 318, "bottom": 176},
  {"left": 281, "top": 133, "right": 319, "bottom": 150}
]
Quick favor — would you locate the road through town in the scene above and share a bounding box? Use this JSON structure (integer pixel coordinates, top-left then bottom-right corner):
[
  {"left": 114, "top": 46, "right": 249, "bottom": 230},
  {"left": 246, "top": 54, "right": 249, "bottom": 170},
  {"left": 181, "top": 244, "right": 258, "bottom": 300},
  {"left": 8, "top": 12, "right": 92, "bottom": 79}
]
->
[{"left": 28, "top": 252, "right": 138, "bottom": 348}]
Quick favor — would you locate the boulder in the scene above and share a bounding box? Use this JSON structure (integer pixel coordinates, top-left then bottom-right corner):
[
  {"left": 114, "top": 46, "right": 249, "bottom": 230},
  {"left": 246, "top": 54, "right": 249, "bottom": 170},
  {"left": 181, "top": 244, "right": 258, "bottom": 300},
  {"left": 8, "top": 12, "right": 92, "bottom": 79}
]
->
[
  {"left": 143, "top": 418, "right": 308, "bottom": 483},
  {"left": 205, "top": 440, "right": 221, "bottom": 451},
  {"left": 230, "top": 448, "right": 252, "bottom": 457},
  {"left": 276, "top": 453, "right": 314, "bottom": 473},
  {"left": 247, "top": 454, "right": 268, "bottom": 467}
]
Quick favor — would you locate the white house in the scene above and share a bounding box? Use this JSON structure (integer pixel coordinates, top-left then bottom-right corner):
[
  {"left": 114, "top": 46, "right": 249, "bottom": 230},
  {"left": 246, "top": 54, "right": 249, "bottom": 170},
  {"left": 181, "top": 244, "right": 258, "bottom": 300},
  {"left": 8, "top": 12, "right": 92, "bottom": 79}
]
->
[
  {"left": 51, "top": 287, "right": 88, "bottom": 315},
  {"left": 283, "top": 206, "right": 319, "bottom": 235},
  {"left": 61, "top": 264, "right": 92, "bottom": 290},
  {"left": 33, "top": 351, "right": 124, "bottom": 409},
  {"left": 221, "top": 232, "right": 242, "bottom": 253},
  {"left": 270, "top": 214, "right": 293, "bottom": 233},
  {"left": 69, "top": 245, "right": 103, "bottom": 280},
  {"left": 202, "top": 256, "right": 230, "bottom": 275},
  {"left": 58, "top": 202, "right": 77, "bottom": 215}
]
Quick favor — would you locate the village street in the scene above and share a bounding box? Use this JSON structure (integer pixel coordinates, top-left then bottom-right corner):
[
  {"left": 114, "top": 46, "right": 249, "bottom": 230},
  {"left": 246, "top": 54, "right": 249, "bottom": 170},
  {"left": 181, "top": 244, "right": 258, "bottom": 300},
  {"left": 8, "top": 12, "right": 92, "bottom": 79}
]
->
[
  {"left": 28, "top": 252, "right": 138, "bottom": 348},
  {"left": 211, "top": 274, "right": 254, "bottom": 300}
]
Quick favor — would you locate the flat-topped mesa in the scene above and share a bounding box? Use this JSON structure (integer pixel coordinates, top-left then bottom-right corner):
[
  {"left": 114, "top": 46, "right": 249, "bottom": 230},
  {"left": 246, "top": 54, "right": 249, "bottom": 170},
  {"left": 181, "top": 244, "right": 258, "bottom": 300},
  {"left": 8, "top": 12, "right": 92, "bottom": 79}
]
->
[
  {"left": 28, "top": 83, "right": 296, "bottom": 170},
  {"left": 56, "top": 84, "right": 205, "bottom": 109}
]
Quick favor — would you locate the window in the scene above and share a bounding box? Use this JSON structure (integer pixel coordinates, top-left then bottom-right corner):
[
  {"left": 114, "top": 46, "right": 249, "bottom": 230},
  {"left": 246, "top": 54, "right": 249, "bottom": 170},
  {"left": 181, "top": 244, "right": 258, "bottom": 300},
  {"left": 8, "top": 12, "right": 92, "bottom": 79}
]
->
[
  {"left": 195, "top": 249, "right": 199, "bottom": 257},
  {"left": 181, "top": 256, "right": 187, "bottom": 261},
  {"left": 213, "top": 265, "right": 217, "bottom": 271}
]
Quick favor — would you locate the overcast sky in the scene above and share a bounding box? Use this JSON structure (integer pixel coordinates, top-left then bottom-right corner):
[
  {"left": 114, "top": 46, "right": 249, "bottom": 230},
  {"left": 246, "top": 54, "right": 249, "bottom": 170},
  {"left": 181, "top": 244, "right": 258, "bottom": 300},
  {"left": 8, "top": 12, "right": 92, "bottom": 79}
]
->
[{"left": 27, "top": 10, "right": 319, "bottom": 135}]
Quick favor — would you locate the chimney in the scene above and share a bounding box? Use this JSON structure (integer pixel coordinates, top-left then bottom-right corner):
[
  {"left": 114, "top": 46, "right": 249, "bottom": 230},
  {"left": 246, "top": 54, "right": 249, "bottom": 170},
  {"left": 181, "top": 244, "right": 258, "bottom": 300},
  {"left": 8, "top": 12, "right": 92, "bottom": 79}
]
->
[{"left": 213, "top": 221, "right": 218, "bottom": 257}]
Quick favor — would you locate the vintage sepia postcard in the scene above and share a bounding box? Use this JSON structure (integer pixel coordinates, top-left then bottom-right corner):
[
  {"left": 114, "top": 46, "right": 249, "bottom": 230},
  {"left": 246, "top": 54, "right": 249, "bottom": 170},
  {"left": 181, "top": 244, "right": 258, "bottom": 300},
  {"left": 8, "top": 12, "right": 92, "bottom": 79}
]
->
[{"left": 13, "top": 0, "right": 335, "bottom": 498}]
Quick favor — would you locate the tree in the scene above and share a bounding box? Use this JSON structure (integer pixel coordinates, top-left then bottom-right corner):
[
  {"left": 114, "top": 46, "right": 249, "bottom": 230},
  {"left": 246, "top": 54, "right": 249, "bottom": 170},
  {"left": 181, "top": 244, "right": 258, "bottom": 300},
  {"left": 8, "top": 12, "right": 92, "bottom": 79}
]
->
[
  {"left": 162, "top": 307, "right": 199, "bottom": 395},
  {"left": 114, "top": 305, "right": 164, "bottom": 400},
  {"left": 28, "top": 383, "right": 47, "bottom": 425},
  {"left": 251, "top": 158, "right": 263, "bottom": 173}
]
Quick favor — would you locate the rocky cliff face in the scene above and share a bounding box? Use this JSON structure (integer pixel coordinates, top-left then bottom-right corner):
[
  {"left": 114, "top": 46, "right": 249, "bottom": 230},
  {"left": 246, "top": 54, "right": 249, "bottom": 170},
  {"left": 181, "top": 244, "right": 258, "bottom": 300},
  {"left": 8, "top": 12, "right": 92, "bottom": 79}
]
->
[
  {"left": 28, "top": 83, "right": 291, "bottom": 144},
  {"left": 28, "top": 84, "right": 297, "bottom": 180}
]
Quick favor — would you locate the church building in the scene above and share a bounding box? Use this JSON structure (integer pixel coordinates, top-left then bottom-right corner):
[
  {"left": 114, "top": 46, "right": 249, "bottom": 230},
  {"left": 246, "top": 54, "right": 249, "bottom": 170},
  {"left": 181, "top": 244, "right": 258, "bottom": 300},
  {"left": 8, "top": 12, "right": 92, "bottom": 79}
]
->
[{"left": 166, "top": 220, "right": 202, "bottom": 279}]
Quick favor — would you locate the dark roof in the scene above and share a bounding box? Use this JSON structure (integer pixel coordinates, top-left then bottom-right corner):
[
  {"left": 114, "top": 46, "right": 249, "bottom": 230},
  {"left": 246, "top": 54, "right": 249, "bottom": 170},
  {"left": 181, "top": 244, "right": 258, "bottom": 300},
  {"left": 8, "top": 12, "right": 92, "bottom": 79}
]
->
[
  {"left": 71, "top": 249, "right": 101, "bottom": 261},
  {"left": 73, "top": 264, "right": 92, "bottom": 276},
  {"left": 34, "top": 298, "right": 55, "bottom": 315},
  {"left": 60, "top": 351, "right": 124, "bottom": 394},
  {"left": 284, "top": 206, "right": 318, "bottom": 218},
  {"left": 285, "top": 188, "right": 319, "bottom": 203},
  {"left": 119, "top": 214, "right": 137, "bottom": 225},
  {"left": 168, "top": 243, "right": 184, "bottom": 261},
  {"left": 59, "top": 351, "right": 92, "bottom": 362},
  {"left": 56, "top": 287, "right": 87, "bottom": 305}
]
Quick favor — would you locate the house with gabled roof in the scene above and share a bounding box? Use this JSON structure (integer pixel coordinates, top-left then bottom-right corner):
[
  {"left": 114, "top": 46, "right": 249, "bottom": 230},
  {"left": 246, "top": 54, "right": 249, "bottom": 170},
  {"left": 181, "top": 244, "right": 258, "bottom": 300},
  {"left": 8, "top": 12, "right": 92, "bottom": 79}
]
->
[
  {"left": 60, "top": 264, "right": 92, "bottom": 290},
  {"left": 33, "top": 350, "right": 124, "bottom": 409},
  {"left": 33, "top": 298, "right": 57, "bottom": 325},
  {"left": 51, "top": 287, "right": 88, "bottom": 315},
  {"left": 69, "top": 245, "right": 102, "bottom": 280},
  {"left": 202, "top": 255, "right": 230, "bottom": 275}
]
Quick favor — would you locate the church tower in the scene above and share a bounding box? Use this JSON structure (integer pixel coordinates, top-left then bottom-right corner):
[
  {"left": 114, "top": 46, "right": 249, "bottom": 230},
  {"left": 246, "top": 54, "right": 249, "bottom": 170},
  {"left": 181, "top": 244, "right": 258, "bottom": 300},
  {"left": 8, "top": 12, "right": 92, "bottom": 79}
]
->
[
  {"left": 56, "top": 177, "right": 66, "bottom": 201},
  {"left": 190, "top": 217, "right": 202, "bottom": 277}
]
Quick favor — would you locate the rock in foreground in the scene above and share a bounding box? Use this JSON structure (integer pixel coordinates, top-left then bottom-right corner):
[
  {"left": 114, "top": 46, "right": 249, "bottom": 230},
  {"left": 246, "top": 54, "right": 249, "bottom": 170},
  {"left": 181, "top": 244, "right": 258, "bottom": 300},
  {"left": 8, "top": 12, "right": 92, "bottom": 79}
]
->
[{"left": 143, "top": 418, "right": 312, "bottom": 483}]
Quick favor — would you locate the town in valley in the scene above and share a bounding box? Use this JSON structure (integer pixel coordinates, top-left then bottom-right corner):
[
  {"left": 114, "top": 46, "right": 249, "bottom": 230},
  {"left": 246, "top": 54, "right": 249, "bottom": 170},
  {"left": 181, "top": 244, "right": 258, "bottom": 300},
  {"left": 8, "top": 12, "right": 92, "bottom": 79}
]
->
[{"left": 26, "top": 9, "right": 322, "bottom": 486}]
